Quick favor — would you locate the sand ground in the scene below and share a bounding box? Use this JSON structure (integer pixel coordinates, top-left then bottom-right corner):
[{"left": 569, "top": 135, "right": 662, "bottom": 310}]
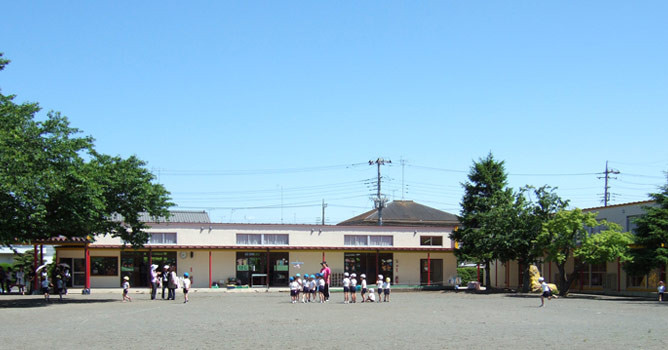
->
[{"left": 1, "top": 290, "right": 666, "bottom": 349}]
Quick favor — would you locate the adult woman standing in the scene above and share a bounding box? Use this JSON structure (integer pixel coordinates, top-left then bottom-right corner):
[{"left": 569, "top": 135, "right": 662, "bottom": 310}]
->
[
  {"left": 319, "top": 261, "right": 331, "bottom": 302},
  {"left": 168, "top": 265, "right": 178, "bottom": 300}
]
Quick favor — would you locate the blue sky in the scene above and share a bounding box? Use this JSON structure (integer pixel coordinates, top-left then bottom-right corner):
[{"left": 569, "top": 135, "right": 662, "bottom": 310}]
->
[{"left": 2, "top": 1, "right": 667, "bottom": 224}]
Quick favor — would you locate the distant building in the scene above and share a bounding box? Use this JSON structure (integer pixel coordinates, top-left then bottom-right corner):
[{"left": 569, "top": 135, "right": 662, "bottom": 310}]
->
[
  {"left": 489, "top": 200, "right": 662, "bottom": 297},
  {"left": 53, "top": 204, "right": 458, "bottom": 290},
  {"left": 0, "top": 245, "right": 54, "bottom": 265}
]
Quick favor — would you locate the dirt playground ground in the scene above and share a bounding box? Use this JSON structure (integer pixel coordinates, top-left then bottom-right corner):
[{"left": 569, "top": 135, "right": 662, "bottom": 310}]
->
[{"left": 1, "top": 290, "right": 666, "bottom": 349}]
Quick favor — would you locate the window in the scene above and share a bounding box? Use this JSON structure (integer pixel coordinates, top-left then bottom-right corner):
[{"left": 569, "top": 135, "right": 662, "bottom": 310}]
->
[
  {"left": 149, "top": 233, "right": 177, "bottom": 244},
  {"left": 344, "top": 235, "right": 393, "bottom": 247},
  {"left": 91, "top": 257, "right": 118, "bottom": 276},
  {"left": 627, "top": 274, "right": 646, "bottom": 288},
  {"left": 589, "top": 263, "right": 606, "bottom": 286},
  {"left": 344, "top": 235, "right": 368, "bottom": 246},
  {"left": 264, "top": 234, "right": 289, "bottom": 245},
  {"left": 369, "top": 235, "right": 393, "bottom": 246},
  {"left": 236, "top": 234, "right": 288, "bottom": 245},
  {"left": 420, "top": 236, "right": 443, "bottom": 246}
]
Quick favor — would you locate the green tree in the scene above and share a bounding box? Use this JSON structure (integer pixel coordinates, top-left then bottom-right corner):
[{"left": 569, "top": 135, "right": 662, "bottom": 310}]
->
[
  {"left": 0, "top": 53, "right": 172, "bottom": 247},
  {"left": 538, "top": 209, "right": 633, "bottom": 296},
  {"left": 625, "top": 174, "right": 668, "bottom": 276},
  {"left": 489, "top": 186, "right": 568, "bottom": 292},
  {"left": 451, "top": 152, "right": 512, "bottom": 288}
]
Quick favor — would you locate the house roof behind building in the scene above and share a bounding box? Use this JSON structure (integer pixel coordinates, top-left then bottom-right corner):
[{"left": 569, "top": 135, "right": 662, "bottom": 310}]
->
[
  {"left": 582, "top": 200, "right": 655, "bottom": 212},
  {"left": 139, "top": 210, "right": 211, "bottom": 223},
  {"left": 337, "top": 200, "right": 459, "bottom": 226}
]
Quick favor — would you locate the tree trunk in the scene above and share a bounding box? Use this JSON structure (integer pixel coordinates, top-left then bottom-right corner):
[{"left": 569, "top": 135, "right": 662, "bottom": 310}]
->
[
  {"left": 557, "top": 262, "right": 585, "bottom": 296},
  {"left": 520, "top": 263, "right": 531, "bottom": 293},
  {"left": 557, "top": 262, "right": 568, "bottom": 296}
]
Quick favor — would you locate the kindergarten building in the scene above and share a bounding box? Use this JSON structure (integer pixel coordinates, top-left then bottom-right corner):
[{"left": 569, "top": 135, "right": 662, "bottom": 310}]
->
[
  {"left": 489, "top": 200, "right": 663, "bottom": 296},
  {"left": 54, "top": 201, "right": 459, "bottom": 289}
]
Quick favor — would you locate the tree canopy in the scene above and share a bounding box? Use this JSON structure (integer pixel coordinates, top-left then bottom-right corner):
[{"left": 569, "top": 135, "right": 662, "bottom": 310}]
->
[
  {"left": 451, "top": 152, "right": 512, "bottom": 287},
  {"left": 538, "top": 208, "right": 633, "bottom": 295},
  {"left": 625, "top": 174, "right": 668, "bottom": 276},
  {"left": 0, "top": 53, "right": 172, "bottom": 247},
  {"left": 490, "top": 186, "right": 568, "bottom": 292}
]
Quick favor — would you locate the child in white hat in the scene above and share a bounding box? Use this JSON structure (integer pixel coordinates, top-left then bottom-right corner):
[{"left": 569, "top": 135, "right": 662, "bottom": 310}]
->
[
  {"left": 122, "top": 276, "right": 132, "bottom": 302},
  {"left": 366, "top": 288, "right": 376, "bottom": 302}
]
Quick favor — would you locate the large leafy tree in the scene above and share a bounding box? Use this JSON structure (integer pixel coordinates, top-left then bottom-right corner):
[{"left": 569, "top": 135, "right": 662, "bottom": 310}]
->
[
  {"left": 538, "top": 209, "right": 633, "bottom": 296},
  {"left": 0, "top": 53, "right": 172, "bottom": 247},
  {"left": 625, "top": 174, "right": 668, "bottom": 276},
  {"left": 451, "top": 152, "right": 512, "bottom": 288},
  {"left": 489, "top": 186, "right": 568, "bottom": 292}
]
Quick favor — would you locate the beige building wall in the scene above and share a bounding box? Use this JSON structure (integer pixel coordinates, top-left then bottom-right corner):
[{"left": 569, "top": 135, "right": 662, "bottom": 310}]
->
[
  {"left": 210, "top": 250, "right": 236, "bottom": 286},
  {"left": 288, "top": 251, "right": 325, "bottom": 276}
]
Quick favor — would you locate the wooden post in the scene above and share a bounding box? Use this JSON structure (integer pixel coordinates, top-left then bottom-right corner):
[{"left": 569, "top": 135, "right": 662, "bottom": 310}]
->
[
  {"left": 85, "top": 244, "right": 91, "bottom": 291},
  {"left": 33, "top": 244, "right": 39, "bottom": 293},
  {"left": 427, "top": 253, "right": 431, "bottom": 286},
  {"left": 266, "top": 249, "right": 270, "bottom": 289}
]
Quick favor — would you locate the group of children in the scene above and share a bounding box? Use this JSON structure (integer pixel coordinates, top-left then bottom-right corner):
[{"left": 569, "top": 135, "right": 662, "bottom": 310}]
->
[
  {"left": 289, "top": 273, "right": 326, "bottom": 303},
  {"left": 122, "top": 272, "right": 192, "bottom": 303},
  {"left": 289, "top": 272, "right": 392, "bottom": 304}
]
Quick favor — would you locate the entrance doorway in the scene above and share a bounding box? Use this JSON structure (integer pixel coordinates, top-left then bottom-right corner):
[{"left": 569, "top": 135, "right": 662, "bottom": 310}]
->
[
  {"left": 420, "top": 259, "right": 443, "bottom": 285},
  {"left": 236, "top": 252, "right": 289, "bottom": 287},
  {"left": 58, "top": 257, "right": 86, "bottom": 287},
  {"left": 120, "top": 251, "right": 176, "bottom": 287},
  {"left": 344, "top": 253, "right": 393, "bottom": 283}
]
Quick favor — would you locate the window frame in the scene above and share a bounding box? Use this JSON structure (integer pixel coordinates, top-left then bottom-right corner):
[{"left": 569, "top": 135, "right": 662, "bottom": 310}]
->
[
  {"left": 236, "top": 233, "right": 289, "bottom": 246},
  {"left": 344, "top": 235, "right": 393, "bottom": 247},
  {"left": 148, "top": 232, "right": 177, "bottom": 245},
  {"left": 90, "top": 256, "right": 119, "bottom": 276},
  {"left": 420, "top": 235, "right": 443, "bottom": 246}
]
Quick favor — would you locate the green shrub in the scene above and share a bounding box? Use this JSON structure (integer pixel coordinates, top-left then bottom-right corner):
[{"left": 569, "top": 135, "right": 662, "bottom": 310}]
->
[{"left": 457, "top": 267, "right": 480, "bottom": 284}]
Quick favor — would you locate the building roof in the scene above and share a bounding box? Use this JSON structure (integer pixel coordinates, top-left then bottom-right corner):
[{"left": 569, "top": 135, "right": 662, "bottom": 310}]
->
[
  {"left": 582, "top": 200, "right": 655, "bottom": 212},
  {"left": 139, "top": 210, "right": 211, "bottom": 223},
  {"left": 337, "top": 200, "right": 459, "bottom": 227}
]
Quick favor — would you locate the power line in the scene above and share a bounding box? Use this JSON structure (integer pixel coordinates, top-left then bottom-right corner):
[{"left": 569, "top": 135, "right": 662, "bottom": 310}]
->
[{"left": 159, "top": 163, "right": 368, "bottom": 176}]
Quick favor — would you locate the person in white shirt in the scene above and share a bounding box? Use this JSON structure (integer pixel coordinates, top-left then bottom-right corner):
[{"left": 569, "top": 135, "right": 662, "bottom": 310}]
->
[
  {"left": 376, "top": 275, "right": 384, "bottom": 303},
  {"left": 183, "top": 272, "right": 192, "bottom": 303},
  {"left": 359, "top": 274, "right": 368, "bottom": 302},
  {"left": 301, "top": 274, "right": 309, "bottom": 303},
  {"left": 366, "top": 288, "right": 376, "bottom": 302},
  {"left": 16, "top": 267, "right": 25, "bottom": 295},
  {"left": 122, "top": 276, "right": 132, "bottom": 302},
  {"left": 342, "top": 272, "right": 350, "bottom": 304},
  {"left": 539, "top": 277, "right": 552, "bottom": 307},
  {"left": 289, "top": 276, "right": 299, "bottom": 303},
  {"left": 310, "top": 275, "right": 317, "bottom": 302},
  {"left": 658, "top": 281, "right": 665, "bottom": 302},
  {"left": 383, "top": 277, "right": 391, "bottom": 302},
  {"left": 350, "top": 273, "right": 358, "bottom": 303}
]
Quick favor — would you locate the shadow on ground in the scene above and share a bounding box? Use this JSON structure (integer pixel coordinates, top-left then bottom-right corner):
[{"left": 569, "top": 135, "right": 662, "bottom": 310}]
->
[{"left": 0, "top": 297, "right": 117, "bottom": 309}]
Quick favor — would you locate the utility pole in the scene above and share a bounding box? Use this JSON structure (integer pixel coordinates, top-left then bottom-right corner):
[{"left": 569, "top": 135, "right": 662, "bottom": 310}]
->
[
  {"left": 369, "top": 158, "right": 391, "bottom": 226},
  {"left": 321, "top": 199, "right": 327, "bottom": 225},
  {"left": 400, "top": 158, "right": 406, "bottom": 200},
  {"left": 598, "top": 161, "right": 620, "bottom": 207}
]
